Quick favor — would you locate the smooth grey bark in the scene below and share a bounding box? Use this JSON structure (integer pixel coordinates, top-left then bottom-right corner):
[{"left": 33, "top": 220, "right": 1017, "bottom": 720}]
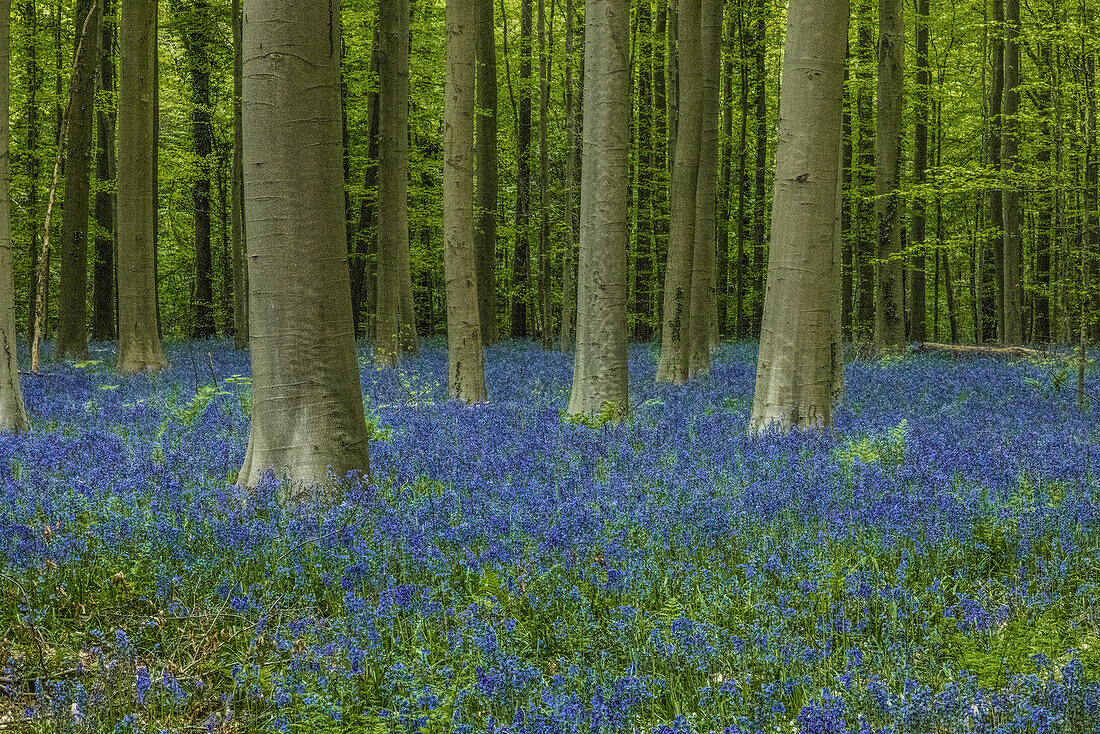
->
[
  {"left": 751, "top": 0, "right": 847, "bottom": 431},
  {"left": 92, "top": 0, "right": 115, "bottom": 341},
  {"left": 874, "top": 0, "right": 904, "bottom": 347},
  {"left": 56, "top": 0, "right": 101, "bottom": 360},
  {"left": 238, "top": 0, "right": 370, "bottom": 492},
  {"left": 1001, "top": 0, "right": 1022, "bottom": 344},
  {"left": 444, "top": 0, "right": 487, "bottom": 403},
  {"left": 687, "top": 0, "right": 721, "bottom": 376},
  {"left": 377, "top": 0, "right": 418, "bottom": 366},
  {"left": 117, "top": 0, "right": 165, "bottom": 373},
  {"left": 567, "top": 0, "right": 629, "bottom": 418},
  {"left": 474, "top": 0, "right": 498, "bottom": 346},
  {"left": 231, "top": 0, "right": 247, "bottom": 348},
  {"left": 560, "top": 0, "right": 576, "bottom": 350},
  {"left": 656, "top": 0, "right": 702, "bottom": 384},
  {"left": 0, "top": 0, "right": 28, "bottom": 433}
]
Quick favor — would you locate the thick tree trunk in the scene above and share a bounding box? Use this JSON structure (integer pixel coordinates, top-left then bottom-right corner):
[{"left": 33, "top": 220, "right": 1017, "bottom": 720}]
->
[
  {"left": 117, "top": 0, "right": 165, "bottom": 373},
  {"left": 377, "top": 0, "right": 418, "bottom": 365},
  {"left": 512, "top": 0, "right": 532, "bottom": 339},
  {"left": 567, "top": 0, "right": 629, "bottom": 418},
  {"left": 92, "top": 0, "right": 115, "bottom": 342},
  {"left": 751, "top": 0, "right": 847, "bottom": 430},
  {"left": 475, "top": 0, "right": 498, "bottom": 345},
  {"left": 854, "top": 0, "right": 874, "bottom": 339},
  {"left": 751, "top": 0, "right": 767, "bottom": 336},
  {"left": 874, "top": 0, "right": 904, "bottom": 347},
  {"left": 634, "top": 0, "right": 653, "bottom": 342},
  {"left": 231, "top": 0, "right": 247, "bottom": 348},
  {"left": 656, "top": 0, "right": 702, "bottom": 384},
  {"left": 0, "top": 0, "right": 28, "bottom": 433},
  {"left": 1001, "top": 0, "right": 1023, "bottom": 344},
  {"left": 181, "top": 0, "right": 214, "bottom": 338},
  {"left": 910, "top": 0, "right": 929, "bottom": 344},
  {"left": 24, "top": 1, "right": 39, "bottom": 343},
  {"left": 444, "top": 0, "right": 487, "bottom": 403},
  {"left": 687, "top": 0, "right": 721, "bottom": 375},
  {"left": 238, "top": 0, "right": 370, "bottom": 493},
  {"left": 55, "top": 0, "right": 101, "bottom": 360}
]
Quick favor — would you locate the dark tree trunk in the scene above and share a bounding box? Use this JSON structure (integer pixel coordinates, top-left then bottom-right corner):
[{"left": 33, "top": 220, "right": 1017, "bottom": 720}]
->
[
  {"left": 182, "top": 0, "right": 214, "bottom": 338},
  {"left": 24, "top": 0, "right": 39, "bottom": 343},
  {"left": 475, "top": 0, "right": 498, "bottom": 344},
  {"left": 750, "top": 0, "right": 767, "bottom": 336},
  {"left": 634, "top": 0, "right": 653, "bottom": 342},
  {"left": 855, "top": 0, "right": 875, "bottom": 338},
  {"left": 512, "top": 0, "right": 532, "bottom": 338},
  {"left": 910, "top": 0, "right": 929, "bottom": 343}
]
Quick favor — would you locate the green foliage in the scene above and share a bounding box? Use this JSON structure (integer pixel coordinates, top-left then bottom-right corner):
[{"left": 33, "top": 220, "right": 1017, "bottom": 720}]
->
[
  {"left": 562, "top": 400, "right": 623, "bottom": 429},
  {"left": 834, "top": 419, "right": 909, "bottom": 469}
]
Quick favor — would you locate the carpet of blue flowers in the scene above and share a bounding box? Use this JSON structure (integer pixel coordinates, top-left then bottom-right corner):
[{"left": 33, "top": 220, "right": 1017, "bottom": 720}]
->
[{"left": 2, "top": 339, "right": 1100, "bottom": 733}]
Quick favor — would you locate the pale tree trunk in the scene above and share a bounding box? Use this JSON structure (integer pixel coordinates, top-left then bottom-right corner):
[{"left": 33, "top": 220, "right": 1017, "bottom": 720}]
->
[
  {"left": 687, "top": 0, "right": 720, "bottom": 376},
  {"left": 117, "top": 0, "right": 165, "bottom": 373},
  {"left": 474, "top": 0, "right": 497, "bottom": 346},
  {"left": 751, "top": 0, "right": 847, "bottom": 431},
  {"left": 377, "top": 0, "right": 418, "bottom": 365},
  {"left": 444, "top": 0, "right": 487, "bottom": 403},
  {"left": 231, "top": 0, "right": 247, "bottom": 348},
  {"left": 567, "top": 0, "right": 629, "bottom": 418},
  {"left": 560, "top": 0, "right": 576, "bottom": 350},
  {"left": 910, "top": 0, "right": 928, "bottom": 343},
  {"left": 656, "top": 0, "right": 702, "bottom": 384},
  {"left": 0, "top": 0, "right": 28, "bottom": 433},
  {"left": 238, "top": 0, "right": 370, "bottom": 493},
  {"left": 873, "top": 0, "right": 904, "bottom": 347},
  {"left": 1001, "top": 0, "right": 1023, "bottom": 344},
  {"left": 92, "top": 0, "right": 115, "bottom": 341},
  {"left": 55, "top": 0, "right": 101, "bottom": 360}
]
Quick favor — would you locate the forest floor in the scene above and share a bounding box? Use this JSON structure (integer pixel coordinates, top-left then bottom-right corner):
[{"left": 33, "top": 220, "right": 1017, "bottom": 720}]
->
[{"left": 1, "top": 339, "right": 1099, "bottom": 733}]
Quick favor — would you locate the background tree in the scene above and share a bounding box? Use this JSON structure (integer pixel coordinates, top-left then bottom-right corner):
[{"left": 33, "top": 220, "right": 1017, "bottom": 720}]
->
[
  {"left": 474, "top": 0, "right": 497, "bottom": 345},
  {"left": 238, "top": 0, "right": 370, "bottom": 492},
  {"left": 443, "top": 0, "right": 487, "bottom": 403},
  {"left": 568, "top": 0, "right": 629, "bottom": 417},
  {"left": 874, "top": 0, "right": 904, "bottom": 347},
  {"left": 1002, "top": 0, "right": 1022, "bottom": 343},
  {"left": 751, "top": 0, "right": 846, "bottom": 430},
  {"left": 230, "top": 0, "right": 246, "bottom": 348},
  {"left": 0, "top": 0, "right": 28, "bottom": 433},
  {"left": 55, "top": 0, "right": 100, "bottom": 359},
  {"left": 91, "top": 0, "right": 116, "bottom": 341}
]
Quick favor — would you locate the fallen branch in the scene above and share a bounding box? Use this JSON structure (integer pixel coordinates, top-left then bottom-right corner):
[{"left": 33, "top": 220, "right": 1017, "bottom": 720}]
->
[{"left": 915, "top": 342, "right": 1041, "bottom": 360}]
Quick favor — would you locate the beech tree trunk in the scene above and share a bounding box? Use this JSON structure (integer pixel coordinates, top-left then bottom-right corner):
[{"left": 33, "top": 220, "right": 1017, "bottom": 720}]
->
[
  {"left": 0, "top": 0, "right": 28, "bottom": 433},
  {"left": 1002, "top": 0, "right": 1023, "bottom": 344},
  {"left": 874, "top": 0, "right": 904, "bottom": 347},
  {"left": 656, "top": 0, "right": 702, "bottom": 384},
  {"left": 117, "top": 0, "right": 165, "bottom": 373},
  {"left": 687, "top": 0, "right": 721, "bottom": 376},
  {"left": 751, "top": 0, "right": 847, "bottom": 431},
  {"left": 55, "top": 0, "right": 101, "bottom": 360},
  {"left": 181, "top": 0, "right": 213, "bottom": 338},
  {"left": 238, "top": 0, "right": 370, "bottom": 493},
  {"left": 92, "top": 0, "right": 115, "bottom": 341},
  {"left": 444, "top": 0, "right": 487, "bottom": 403},
  {"left": 910, "top": 0, "right": 929, "bottom": 343},
  {"left": 512, "top": 0, "right": 532, "bottom": 338},
  {"left": 377, "top": 0, "right": 418, "bottom": 365},
  {"left": 475, "top": 0, "right": 498, "bottom": 345},
  {"left": 567, "top": 0, "right": 629, "bottom": 418}
]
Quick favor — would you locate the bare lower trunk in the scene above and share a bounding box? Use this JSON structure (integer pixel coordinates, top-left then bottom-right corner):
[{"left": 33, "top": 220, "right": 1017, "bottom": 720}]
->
[
  {"left": 231, "top": 0, "right": 247, "bottom": 348},
  {"left": 656, "top": 0, "right": 702, "bottom": 384},
  {"left": 475, "top": 0, "right": 498, "bottom": 345},
  {"left": 751, "top": 0, "right": 847, "bottom": 431},
  {"left": 377, "top": 0, "right": 418, "bottom": 365},
  {"left": 567, "top": 0, "right": 629, "bottom": 418},
  {"left": 55, "top": 0, "right": 101, "bottom": 360},
  {"left": 687, "top": 0, "right": 721, "bottom": 376},
  {"left": 238, "top": 0, "right": 370, "bottom": 493},
  {"left": 117, "top": 0, "right": 165, "bottom": 373},
  {"left": 873, "top": 0, "right": 904, "bottom": 347},
  {"left": 0, "top": 0, "right": 28, "bottom": 433},
  {"left": 444, "top": 0, "right": 487, "bottom": 403}
]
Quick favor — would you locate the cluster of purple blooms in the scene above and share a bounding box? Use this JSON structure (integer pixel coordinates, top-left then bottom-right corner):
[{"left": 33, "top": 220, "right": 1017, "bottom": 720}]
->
[{"left": 1, "top": 338, "right": 1099, "bottom": 732}]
